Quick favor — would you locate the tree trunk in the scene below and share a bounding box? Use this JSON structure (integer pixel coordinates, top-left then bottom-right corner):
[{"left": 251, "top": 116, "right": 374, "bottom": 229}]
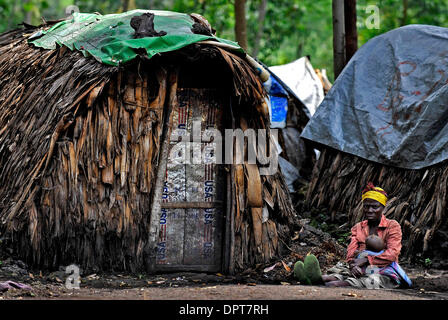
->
[
  {"left": 344, "top": 0, "right": 358, "bottom": 63},
  {"left": 123, "top": 0, "right": 129, "bottom": 12},
  {"left": 234, "top": 0, "right": 248, "bottom": 51},
  {"left": 401, "top": 0, "right": 408, "bottom": 26},
  {"left": 7, "top": 0, "right": 19, "bottom": 28},
  {"left": 332, "top": 0, "right": 345, "bottom": 79},
  {"left": 23, "top": 0, "right": 32, "bottom": 25},
  {"left": 122, "top": 0, "right": 136, "bottom": 12},
  {"left": 252, "top": 0, "right": 268, "bottom": 57},
  {"left": 296, "top": 40, "right": 304, "bottom": 58}
]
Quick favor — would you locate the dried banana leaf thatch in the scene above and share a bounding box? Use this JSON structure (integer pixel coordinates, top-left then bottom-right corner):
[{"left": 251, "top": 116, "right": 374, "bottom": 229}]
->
[
  {"left": 0, "top": 25, "right": 298, "bottom": 272},
  {"left": 305, "top": 147, "right": 448, "bottom": 260}
]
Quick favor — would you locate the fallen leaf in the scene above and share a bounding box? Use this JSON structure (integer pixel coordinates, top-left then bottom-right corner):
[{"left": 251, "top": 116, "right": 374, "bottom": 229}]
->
[
  {"left": 292, "top": 253, "right": 304, "bottom": 260},
  {"left": 342, "top": 292, "right": 358, "bottom": 297},
  {"left": 291, "top": 232, "right": 300, "bottom": 241},
  {"left": 247, "top": 283, "right": 257, "bottom": 286},
  {"left": 216, "top": 273, "right": 223, "bottom": 277},
  {"left": 280, "top": 282, "right": 291, "bottom": 286},
  {"left": 263, "top": 264, "right": 277, "bottom": 273},
  {"left": 29, "top": 273, "right": 34, "bottom": 279},
  {"left": 281, "top": 260, "right": 291, "bottom": 272}
]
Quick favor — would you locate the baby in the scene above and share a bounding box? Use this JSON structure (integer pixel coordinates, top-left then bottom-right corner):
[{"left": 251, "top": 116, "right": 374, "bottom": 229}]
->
[{"left": 357, "top": 234, "right": 385, "bottom": 259}]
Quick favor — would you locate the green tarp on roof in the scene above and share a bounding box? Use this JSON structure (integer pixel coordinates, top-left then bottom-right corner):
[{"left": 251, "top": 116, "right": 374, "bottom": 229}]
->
[{"left": 30, "top": 10, "right": 242, "bottom": 66}]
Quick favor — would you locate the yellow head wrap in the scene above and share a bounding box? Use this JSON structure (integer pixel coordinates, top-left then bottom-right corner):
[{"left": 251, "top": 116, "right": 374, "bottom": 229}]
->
[{"left": 361, "top": 183, "right": 388, "bottom": 206}]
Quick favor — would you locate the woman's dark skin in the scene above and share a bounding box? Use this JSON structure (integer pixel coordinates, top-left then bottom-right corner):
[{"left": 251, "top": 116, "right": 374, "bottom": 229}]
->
[
  {"left": 349, "top": 198, "right": 384, "bottom": 277},
  {"left": 322, "top": 198, "right": 385, "bottom": 286}
]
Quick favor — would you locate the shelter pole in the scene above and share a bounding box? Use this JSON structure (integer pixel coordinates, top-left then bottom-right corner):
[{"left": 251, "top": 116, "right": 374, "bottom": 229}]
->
[
  {"left": 234, "top": 0, "right": 248, "bottom": 51},
  {"left": 228, "top": 98, "right": 237, "bottom": 275},
  {"left": 146, "top": 68, "right": 178, "bottom": 273},
  {"left": 344, "top": 0, "right": 358, "bottom": 63},
  {"left": 332, "top": 0, "right": 346, "bottom": 79}
]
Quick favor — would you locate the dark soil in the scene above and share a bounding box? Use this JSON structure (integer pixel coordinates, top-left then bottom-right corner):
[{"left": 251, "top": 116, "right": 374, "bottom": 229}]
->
[
  {"left": 1, "top": 220, "right": 447, "bottom": 300},
  {"left": 412, "top": 274, "right": 448, "bottom": 292}
]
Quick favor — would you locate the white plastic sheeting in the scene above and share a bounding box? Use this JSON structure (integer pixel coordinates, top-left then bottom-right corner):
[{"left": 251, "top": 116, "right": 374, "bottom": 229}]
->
[{"left": 269, "top": 56, "right": 324, "bottom": 116}]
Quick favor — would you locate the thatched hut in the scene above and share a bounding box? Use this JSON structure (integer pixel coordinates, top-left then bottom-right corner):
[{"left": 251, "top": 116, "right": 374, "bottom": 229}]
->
[
  {"left": 0, "top": 10, "right": 312, "bottom": 273},
  {"left": 301, "top": 25, "right": 448, "bottom": 266}
]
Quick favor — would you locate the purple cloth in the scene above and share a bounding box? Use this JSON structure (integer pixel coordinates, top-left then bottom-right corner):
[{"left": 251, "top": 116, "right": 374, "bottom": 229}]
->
[
  {"left": 358, "top": 250, "right": 412, "bottom": 287},
  {"left": 0, "top": 281, "right": 32, "bottom": 292}
]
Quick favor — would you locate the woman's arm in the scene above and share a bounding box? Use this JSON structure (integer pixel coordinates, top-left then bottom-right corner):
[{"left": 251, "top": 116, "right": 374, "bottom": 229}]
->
[
  {"left": 346, "top": 223, "right": 369, "bottom": 277},
  {"left": 346, "top": 224, "right": 360, "bottom": 264}
]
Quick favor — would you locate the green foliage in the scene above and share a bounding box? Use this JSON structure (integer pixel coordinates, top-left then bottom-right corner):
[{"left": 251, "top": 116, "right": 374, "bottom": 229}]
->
[
  {"left": 308, "top": 210, "right": 351, "bottom": 246},
  {"left": 0, "top": 0, "right": 448, "bottom": 82},
  {"left": 337, "top": 231, "right": 351, "bottom": 246},
  {"left": 357, "top": 0, "right": 448, "bottom": 46},
  {"left": 415, "top": 256, "right": 432, "bottom": 268}
]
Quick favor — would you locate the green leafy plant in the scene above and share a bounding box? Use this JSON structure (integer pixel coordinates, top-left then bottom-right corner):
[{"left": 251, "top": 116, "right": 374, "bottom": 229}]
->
[
  {"left": 417, "top": 256, "right": 433, "bottom": 268},
  {"left": 337, "top": 231, "right": 351, "bottom": 245}
]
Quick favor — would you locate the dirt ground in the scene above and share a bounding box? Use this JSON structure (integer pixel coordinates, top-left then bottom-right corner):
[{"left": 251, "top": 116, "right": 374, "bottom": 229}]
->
[
  {"left": 6, "top": 284, "right": 433, "bottom": 300},
  {"left": 1, "top": 221, "right": 447, "bottom": 301},
  {"left": 1, "top": 263, "right": 447, "bottom": 300},
  {"left": 0, "top": 279, "right": 446, "bottom": 300}
]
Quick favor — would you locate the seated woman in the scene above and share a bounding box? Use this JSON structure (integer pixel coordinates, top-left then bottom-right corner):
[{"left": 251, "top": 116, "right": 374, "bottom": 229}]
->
[
  {"left": 295, "top": 183, "right": 412, "bottom": 289},
  {"left": 323, "top": 183, "right": 412, "bottom": 289}
]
